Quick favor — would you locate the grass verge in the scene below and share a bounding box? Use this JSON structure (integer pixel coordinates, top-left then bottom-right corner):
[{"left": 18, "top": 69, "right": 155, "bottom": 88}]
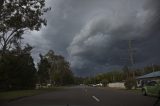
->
[
  {"left": 102, "top": 87, "right": 142, "bottom": 94},
  {"left": 0, "top": 87, "right": 63, "bottom": 103},
  {"left": 127, "top": 88, "right": 142, "bottom": 93}
]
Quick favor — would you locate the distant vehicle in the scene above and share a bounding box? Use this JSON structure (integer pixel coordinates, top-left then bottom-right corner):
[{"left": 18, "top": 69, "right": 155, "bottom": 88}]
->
[
  {"left": 47, "top": 83, "right": 52, "bottom": 88},
  {"left": 92, "top": 84, "right": 97, "bottom": 87},
  {"left": 36, "top": 83, "right": 52, "bottom": 89},
  {"left": 142, "top": 80, "right": 160, "bottom": 97},
  {"left": 96, "top": 83, "right": 103, "bottom": 87},
  {"left": 80, "top": 84, "right": 84, "bottom": 86},
  {"left": 35, "top": 84, "right": 41, "bottom": 89},
  {"left": 90, "top": 83, "right": 103, "bottom": 87}
]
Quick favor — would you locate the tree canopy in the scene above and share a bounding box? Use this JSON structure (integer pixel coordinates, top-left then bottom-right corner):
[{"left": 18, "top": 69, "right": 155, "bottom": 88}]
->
[
  {"left": 37, "top": 50, "right": 74, "bottom": 86},
  {"left": 0, "top": 0, "right": 50, "bottom": 90},
  {"left": 0, "top": 46, "right": 37, "bottom": 90},
  {"left": 0, "top": 0, "right": 50, "bottom": 54}
]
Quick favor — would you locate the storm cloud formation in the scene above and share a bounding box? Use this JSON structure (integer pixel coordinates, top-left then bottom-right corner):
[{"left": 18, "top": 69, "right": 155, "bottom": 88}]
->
[{"left": 24, "top": 0, "right": 160, "bottom": 76}]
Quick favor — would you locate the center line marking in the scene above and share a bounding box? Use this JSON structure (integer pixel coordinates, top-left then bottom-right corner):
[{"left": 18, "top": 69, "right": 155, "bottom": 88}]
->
[{"left": 92, "top": 96, "right": 100, "bottom": 102}]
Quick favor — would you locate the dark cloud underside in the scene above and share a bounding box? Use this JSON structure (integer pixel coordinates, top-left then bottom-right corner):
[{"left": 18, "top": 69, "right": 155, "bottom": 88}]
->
[{"left": 24, "top": 0, "right": 160, "bottom": 76}]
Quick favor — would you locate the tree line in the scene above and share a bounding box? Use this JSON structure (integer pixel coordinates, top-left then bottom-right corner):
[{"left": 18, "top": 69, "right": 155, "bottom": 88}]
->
[
  {"left": 0, "top": 0, "right": 74, "bottom": 90},
  {"left": 0, "top": 45, "right": 37, "bottom": 90},
  {"left": 0, "top": 48, "right": 74, "bottom": 90},
  {"left": 82, "top": 65, "right": 160, "bottom": 89}
]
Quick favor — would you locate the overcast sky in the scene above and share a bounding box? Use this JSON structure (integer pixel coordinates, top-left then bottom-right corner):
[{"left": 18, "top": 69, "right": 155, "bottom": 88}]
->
[{"left": 24, "top": 0, "right": 160, "bottom": 76}]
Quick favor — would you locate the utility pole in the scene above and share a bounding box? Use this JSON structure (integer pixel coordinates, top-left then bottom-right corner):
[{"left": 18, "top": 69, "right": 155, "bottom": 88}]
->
[
  {"left": 152, "top": 63, "right": 155, "bottom": 72},
  {"left": 128, "top": 40, "right": 134, "bottom": 66},
  {"left": 128, "top": 40, "right": 135, "bottom": 78}
]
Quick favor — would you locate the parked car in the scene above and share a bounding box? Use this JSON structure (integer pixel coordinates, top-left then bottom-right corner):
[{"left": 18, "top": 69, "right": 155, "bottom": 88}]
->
[{"left": 142, "top": 80, "right": 160, "bottom": 97}]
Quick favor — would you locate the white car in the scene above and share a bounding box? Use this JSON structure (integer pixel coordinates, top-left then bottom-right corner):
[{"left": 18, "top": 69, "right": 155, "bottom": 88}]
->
[{"left": 96, "top": 83, "right": 103, "bottom": 87}]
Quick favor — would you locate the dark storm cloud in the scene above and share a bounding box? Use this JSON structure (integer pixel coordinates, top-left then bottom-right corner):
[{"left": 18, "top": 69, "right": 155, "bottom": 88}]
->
[{"left": 24, "top": 0, "right": 160, "bottom": 76}]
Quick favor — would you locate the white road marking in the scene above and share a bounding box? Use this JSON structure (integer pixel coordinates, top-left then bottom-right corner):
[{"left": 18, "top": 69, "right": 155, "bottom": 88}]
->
[{"left": 92, "top": 96, "right": 100, "bottom": 102}]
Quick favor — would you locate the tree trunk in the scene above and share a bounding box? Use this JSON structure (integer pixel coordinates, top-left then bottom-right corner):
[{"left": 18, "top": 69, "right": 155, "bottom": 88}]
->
[{"left": 2, "top": 44, "right": 7, "bottom": 55}]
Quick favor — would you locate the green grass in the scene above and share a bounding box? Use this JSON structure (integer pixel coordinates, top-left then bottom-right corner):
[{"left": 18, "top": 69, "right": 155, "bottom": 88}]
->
[
  {"left": 126, "top": 88, "right": 142, "bottom": 94},
  {"left": 101, "top": 87, "right": 142, "bottom": 94},
  {"left": 131, "top": 88, "right": 141, "bottom": 92},
  {"left": 116, "top": 87, "right": 142, "bottom": 94},
  {"left": 0, "top": 87, "right": 63, "bottom": 102}
]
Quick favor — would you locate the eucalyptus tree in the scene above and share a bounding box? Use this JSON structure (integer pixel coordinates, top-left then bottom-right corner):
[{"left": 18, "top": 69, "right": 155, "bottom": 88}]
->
[
  {"left": 0, "top": 0, "right": 50, "bottom": 54},
  {"left": 38, "top": 50, "right": 74, "bottom": 86},
  {"left": 37, "top": 54, "right": 50, "bottom": 84}
]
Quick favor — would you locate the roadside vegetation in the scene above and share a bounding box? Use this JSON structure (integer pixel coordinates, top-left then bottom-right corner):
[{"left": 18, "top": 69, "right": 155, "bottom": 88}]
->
[
  {"left": 37, "top": 50, "right": 74, "bottom": 86},
  {"left": 82, "top": 65, "right": 160, "bottom": 89},
  {"left": 0, "top": 0, "right": 74, "bottom": 93},
  {"left": 0, "top": 87, "right": 63, "bottom": 102}
]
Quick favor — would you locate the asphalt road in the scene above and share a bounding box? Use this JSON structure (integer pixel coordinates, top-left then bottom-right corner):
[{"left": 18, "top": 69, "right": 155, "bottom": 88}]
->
[{"left": 2, "top": 86, "right": 158, "bottom": 106}]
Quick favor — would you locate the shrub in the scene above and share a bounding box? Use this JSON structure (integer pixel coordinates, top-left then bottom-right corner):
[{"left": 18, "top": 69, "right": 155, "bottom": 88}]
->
[{"left": 101, "top": 79, "right": 109, "bottom": 87}]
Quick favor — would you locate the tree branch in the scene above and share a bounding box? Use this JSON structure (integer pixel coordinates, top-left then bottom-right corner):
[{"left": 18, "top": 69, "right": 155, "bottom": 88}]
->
[
  {"left": 0, "top": 31, "right": 5, "bottom": 47},
  {"left": 5, "top": 29, "right": 18, "bottom": 44},
  {"left": 0, "top": 40, "right": 4, "bottom": 47}
]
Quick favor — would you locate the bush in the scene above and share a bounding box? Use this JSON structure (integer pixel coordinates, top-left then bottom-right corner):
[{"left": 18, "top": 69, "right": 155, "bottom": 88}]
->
[
  {"left": 124, "top": 78, "right": 136, "bottom": 90},
  {"left": 101, "top": 79, "right": 108, "bottom": 87}
]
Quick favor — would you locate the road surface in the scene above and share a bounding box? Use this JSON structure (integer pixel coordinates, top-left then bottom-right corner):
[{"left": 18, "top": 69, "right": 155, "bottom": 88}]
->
[{"left": 1, "top": 86, "right": 158, "bottom": 106}]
